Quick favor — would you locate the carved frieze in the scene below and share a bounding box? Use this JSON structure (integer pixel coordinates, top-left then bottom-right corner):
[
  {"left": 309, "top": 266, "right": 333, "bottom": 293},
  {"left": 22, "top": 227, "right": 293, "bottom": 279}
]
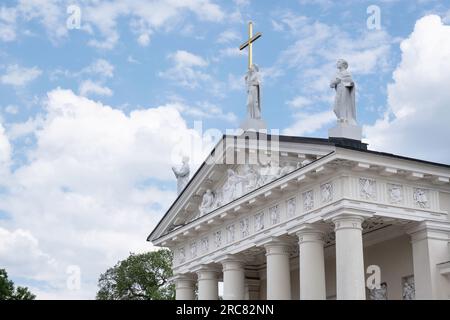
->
[
  {"left": 194, "top": 162, "right": 299, "bottom": 221},
  {"left": 226, "top": 224, "right": 236, "bottom": 243},
  {"left": 413, "top": 188, "right": 429, "bottom": 208},
  {"left": 387, "top": 184, "right": 403, "bottom": 204},
  {"left": 240, "top": 217, "right": 250, "bottom": 238},
  {"left": 201, "top": 236, "right": 209, "bottom": 253},
  {"left": 303, "top": 190, "right": 314, "bottom": 211},
  {"left": 269, "top": 205, "right": 280, "bottom": 225},
  {"left": 359, "top": 177, "right": 376, "bottom": 200},
  {"left": 214, "top": 230, "right": 222, "bottom": 248},
  {"left": 190, "top": 241, "right": 197, "bottom": 258},
  {"left": 179, "top": 247, "right": 185, "bottom": 263},
  {"left": 255, "top": 211, "right": 265, "bottom": 232},
  {"left": 321, "top": 182, "right": 333, "bottom": 203},
  {"left": 286, "top": 197, "right": 296, "bottom": 218}
]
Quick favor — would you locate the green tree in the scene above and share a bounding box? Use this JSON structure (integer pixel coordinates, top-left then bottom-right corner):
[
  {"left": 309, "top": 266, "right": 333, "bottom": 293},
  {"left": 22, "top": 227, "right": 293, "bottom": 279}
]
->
[
  {"left": 96, "top": 249, "right": 175, "bottom": 300},
  {"left": 0, "top": 269, "right": 36, "bottom": 300}
]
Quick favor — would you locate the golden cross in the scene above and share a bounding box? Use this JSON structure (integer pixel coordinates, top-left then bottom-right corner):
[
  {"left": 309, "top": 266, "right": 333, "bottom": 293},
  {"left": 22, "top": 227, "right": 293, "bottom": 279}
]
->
[{"left": 239, "top": 21, "right": 262, "bottom": 69}]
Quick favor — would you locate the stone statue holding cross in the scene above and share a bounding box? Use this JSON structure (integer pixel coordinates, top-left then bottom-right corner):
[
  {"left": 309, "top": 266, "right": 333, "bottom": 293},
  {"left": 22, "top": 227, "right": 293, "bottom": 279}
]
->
[
  {"left": 239, "top": 21, "right": 266, "bottom": 131},
  {"left": 245, "top": 64, "right": 261, "bottom": 119}
]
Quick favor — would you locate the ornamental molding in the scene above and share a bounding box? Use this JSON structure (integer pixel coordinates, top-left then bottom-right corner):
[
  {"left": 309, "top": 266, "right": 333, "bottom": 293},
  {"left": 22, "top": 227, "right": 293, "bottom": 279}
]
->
[{"left": 152, "top": 149, "right": 450, "bottom": 246}]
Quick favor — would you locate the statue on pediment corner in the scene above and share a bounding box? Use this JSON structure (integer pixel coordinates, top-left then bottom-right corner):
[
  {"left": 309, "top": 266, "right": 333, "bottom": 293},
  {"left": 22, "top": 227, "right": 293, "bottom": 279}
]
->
[{"left": 172, "top": 156, "right": 190, "bottom": 195}]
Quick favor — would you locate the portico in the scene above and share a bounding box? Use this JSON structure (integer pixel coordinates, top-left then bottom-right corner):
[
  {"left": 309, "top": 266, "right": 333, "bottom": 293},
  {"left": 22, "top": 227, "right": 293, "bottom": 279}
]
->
[{"left": 148, "top": 134, "right": 450, "bottom": 300}]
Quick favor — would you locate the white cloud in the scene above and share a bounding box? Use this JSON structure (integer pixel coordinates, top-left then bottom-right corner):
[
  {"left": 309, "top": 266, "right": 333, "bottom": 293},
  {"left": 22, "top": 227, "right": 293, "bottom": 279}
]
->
[
  {"left": 79, "top": 80, "right": 113, "bottom": 97},
  {"left": 83, "top": 0, "right": 224, "bottom": 49},
  {"left": 2, "top": 0, "right": 225, "bottom": 48},
  {"left": 81, "top": 59, "right": 115, "bottom": 78},
  {"left": 4, "top": 105, "right": 19, "bottom": 115},
  {"left": 17, "top": 0, "right": 68, "bottom": 42},
  {"left": 127, "top": 55, "right": 140, "bottom": 64},
  {"left": 227, "top": 73, "right": 244, "bottom": 91},
  {"left": 0, "top": 7, "right": 17, "bottom": 41},
  {"left": 0, "top": 89, "right": 215, "bottom": 298},
  {"left": 283, "top": 110, "right": 335, "bottom": 136},
  {"left": 174, "top": 101, "right": 237, "bottom": 123},
  {"left": 159, "top": 50, "right": 210, "bottom": 88},
  {"left": 0, "top": 228, "right": 58, "bottom": 282},
  {"left": 218, "top": 47, "right": 245, "bottom": 59},
  {"left": 1, "top": 64, "right": 42, "bottom": 87},
  {"left": 364, "top": 15, "right": 450, "bottom": 163},
  {"left": 137, "top": 33, "right": 151, "bottom": 46},
  {"left": 216, "top": 30, "right": 240, "bottom": 44},
  {"left": 0, "top": 122, "right": 11, "bottom": 168},
  {"left": 287, "top": 96, "right": 313, "bottom": 109}
]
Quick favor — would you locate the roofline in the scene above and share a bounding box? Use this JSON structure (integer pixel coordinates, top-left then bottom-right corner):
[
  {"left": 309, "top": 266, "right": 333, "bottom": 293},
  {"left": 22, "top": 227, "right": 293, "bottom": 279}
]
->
[
  {"left": 149, "top": 150, "right": 337, "bottom": 243},
  {"left": 147, "top": 134, "right": 450, "bottom": 242},
  {"left": 337, "top": 144, "right": 450, "bottom": 169}
]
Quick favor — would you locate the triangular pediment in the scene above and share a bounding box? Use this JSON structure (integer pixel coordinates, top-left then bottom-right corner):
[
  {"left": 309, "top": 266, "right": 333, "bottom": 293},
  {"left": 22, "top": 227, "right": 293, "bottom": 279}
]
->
[{"left": 148, "top": 134, "right": 339, "bottom": 242}]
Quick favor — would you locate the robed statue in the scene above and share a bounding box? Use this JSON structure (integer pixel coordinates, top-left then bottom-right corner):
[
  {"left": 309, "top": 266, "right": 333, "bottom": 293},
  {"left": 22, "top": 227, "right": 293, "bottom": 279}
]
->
[
  {"left": 330, "top": 59, "right": 357, "bottom": 125},
  {"left": 172, "top": 156, "right": 190, "bottom": 194},
  {"left": 245, "top": 64, "right": 261, "bottom": 119}
]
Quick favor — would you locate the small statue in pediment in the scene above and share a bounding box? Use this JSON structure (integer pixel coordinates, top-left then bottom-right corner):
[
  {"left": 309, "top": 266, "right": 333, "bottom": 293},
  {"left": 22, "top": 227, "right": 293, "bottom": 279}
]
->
[
  {"left": 199, "top": 189, "right": 215, "bottom": 216},
  {"left": 242, "top": 165, "right": 259, "bottom": 192},
  {"left": 222, "top": 169, "right": 244, "bottom": 202}
]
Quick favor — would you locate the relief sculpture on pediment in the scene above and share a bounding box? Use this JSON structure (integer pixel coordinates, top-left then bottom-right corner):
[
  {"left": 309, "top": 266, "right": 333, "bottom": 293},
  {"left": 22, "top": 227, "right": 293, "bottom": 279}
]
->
[{"left": 194, "top": 161, "right": 300, "bottom": 220}]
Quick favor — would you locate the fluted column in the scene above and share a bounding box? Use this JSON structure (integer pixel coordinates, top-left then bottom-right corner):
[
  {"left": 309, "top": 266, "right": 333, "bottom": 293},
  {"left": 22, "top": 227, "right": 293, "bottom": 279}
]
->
[
  {"left": 297, "top": 225, "right": 326, "bottom": 300},
  {"left": 174, "top": 274, "right": 195, "bottom": 300},
  {"left": 197, "top": 267, "right": 219, "bottom": 300},
  {"left": 332, "top": 214, "right": 366, "bottom": 300},
  {"left": 222, "top": 257, "right": 245, "bottom": 300},
  {"left": 265, "top": 239, "right": 292, "bottom": 300},
  {"left": 407, "top": 221, "right": 450, "bottom": 299}
]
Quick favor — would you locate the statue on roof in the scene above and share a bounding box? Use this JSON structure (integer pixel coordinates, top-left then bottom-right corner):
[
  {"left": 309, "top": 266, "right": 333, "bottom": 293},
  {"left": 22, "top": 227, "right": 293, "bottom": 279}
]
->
[
  {"left": 330, "top": 59, "right": 357, "bottom": 125},
  {"left": 246, "top": 64, "right": 262, "bottom": 120},
  {"left": 172, "top": 156, "right": 190, "bottom": 195}
]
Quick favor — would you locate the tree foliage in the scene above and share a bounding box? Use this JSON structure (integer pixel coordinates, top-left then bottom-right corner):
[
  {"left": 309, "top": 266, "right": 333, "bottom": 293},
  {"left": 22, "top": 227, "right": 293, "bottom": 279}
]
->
[
  {"left": 0, "top": 269, "right": 36, "bottom": 300},
  {"left": 96, "top": 249, "right": 175, "bottom": 300}
]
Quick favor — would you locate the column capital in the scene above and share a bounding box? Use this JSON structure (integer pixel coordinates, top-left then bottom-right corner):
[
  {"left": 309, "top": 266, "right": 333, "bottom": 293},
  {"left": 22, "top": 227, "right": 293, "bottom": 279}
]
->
[
  {"left": 332, "top": 214, "right": 366, "bottom": 231},
  {"left": 192, "top": 264, "right": 221, "bottom": 274},
  {"left": 218, "top": 254, "right": 245, "bottom": 272},
  {"left": 262, "top": 237, "right": 293, "bottom": 257},
  {"left": 170, "top": 273, "right": 195, "bottom": 282},
  {"left": 294, "top": 223, "right": 329, "bottom": 245},
  {"left": 171, "top": 273, "right": 196, "bottom": 290},
  {"left": 405, "top": 220, "right": 450, "bottom": 242}
]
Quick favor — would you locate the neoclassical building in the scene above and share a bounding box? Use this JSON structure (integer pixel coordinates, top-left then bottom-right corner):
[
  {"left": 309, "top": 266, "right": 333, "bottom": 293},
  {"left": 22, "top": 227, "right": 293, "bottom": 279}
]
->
[{"left": 147, "top": 133, "right": 450, "bottom": 300}]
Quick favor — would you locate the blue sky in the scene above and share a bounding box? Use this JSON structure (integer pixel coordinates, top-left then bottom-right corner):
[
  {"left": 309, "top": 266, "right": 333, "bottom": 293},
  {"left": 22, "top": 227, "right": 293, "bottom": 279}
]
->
[{"left": 0, "top": 0, "right": 450, "bottom": 299}]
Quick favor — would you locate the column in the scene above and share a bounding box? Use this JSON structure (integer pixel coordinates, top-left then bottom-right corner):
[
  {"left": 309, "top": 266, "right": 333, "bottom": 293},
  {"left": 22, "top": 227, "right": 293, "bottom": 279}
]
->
[
  {"left": 265, "top": 239, "right": 292, "bottom": 300},
  {"left": 245, "top": 279, "right": 261, "bottom": 300},
  {"left": 197, "top": 267, "right": 219, "bottom": 300},
  {"left": 407, "top": 221, "right": 450, "bottom": 300},
  {"left": 222, "top": 257, "right": 245, "bottom": 300},
  {"left": 297, "top": 225, "right": 326, "bottom": 300},
  {"left": 332, "top": 214, "right": 366, "bottom": 300},
  {"left": 174, "top": 274, "right": 195, "bottom": 300}
]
